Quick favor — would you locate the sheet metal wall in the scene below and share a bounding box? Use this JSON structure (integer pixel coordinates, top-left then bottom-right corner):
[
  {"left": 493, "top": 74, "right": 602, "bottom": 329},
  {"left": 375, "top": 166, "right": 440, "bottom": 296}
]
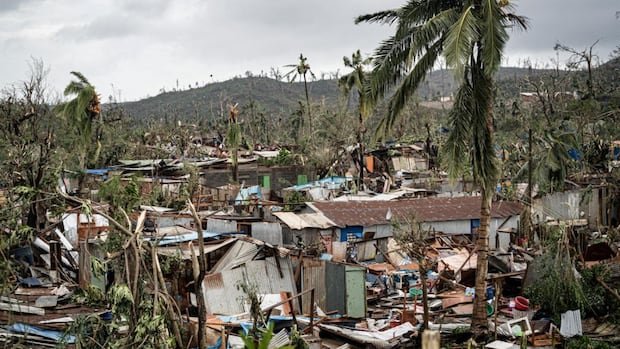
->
[
  {"left": 207, "top": 218, "right": 237, "bottom": 233},
  {"left": 300, "top": 259, "right": 326, "bottom": 314},
  {"left": 345, "top": 265, "right": 367, "bottom": 318},
  {"left": 325, "top": 262, "right": 346, "bottom": 314},
  {"left": 251, "top": 222, "right": 283, "bottom": 245},
  {"left": 203, "top": 256, "right": 297, "bottom": 315}
]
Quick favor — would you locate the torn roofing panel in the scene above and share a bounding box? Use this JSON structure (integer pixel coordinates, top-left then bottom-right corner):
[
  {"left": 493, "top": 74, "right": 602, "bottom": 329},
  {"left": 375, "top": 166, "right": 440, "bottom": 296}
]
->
[
  {"left": 309, "top": 196, "right": 522, "bottom": 227},
  {"left": 210, "top": 238, "right": 290, "bottom": 272},
  {"left": 273, "top": 212, "right": 336, "bottom": 230},
  {"left": 156, "top": 238, "right": 237, "bottom": 260}
]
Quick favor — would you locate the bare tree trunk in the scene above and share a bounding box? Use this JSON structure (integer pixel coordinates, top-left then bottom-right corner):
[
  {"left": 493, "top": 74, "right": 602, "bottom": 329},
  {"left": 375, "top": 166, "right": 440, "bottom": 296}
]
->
[
  {"left": 421, "top": 263, "right": 430, "bottom": 329},
  {"left": 188, "top": 202, "right": 208, "bottom": 349},
  {"left": 472, "top": 192, "right": 491, "bottom": 332},
  {"left": 303, "top": 74, "right": 312, "bottom": 140},
  {"left": 232, "top": 148, "right": 239, "bottom": 183},
  {"left": 358, "top": 111, "right": 365, "bottom": 191}
]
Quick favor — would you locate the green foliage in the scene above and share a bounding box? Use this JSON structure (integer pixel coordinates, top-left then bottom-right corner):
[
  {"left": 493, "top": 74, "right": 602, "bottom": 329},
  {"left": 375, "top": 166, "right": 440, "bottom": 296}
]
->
[
  {"left": 567, "top": 336, "right": 612, "bottom": 349},
  {"left": 241, "top": 322, "right": 294, "bottom": 349},
  {"left": 98, "top": 175, "right": 141, "bottom": 212},
  {"left": 55, "top": 71, "right": 101, "bottom": 169},
  {"left": 108, "top": 284, "right": 134, "bottom": 317},
  {"left": 580, "top": 265, "right": 620, "bottom": 322},
  {"left": 65, "top": 284, "right": 175, "bottom": 349},
  {"left": 72, "top": 285, "right": 106, "bottom": 307},
  {"left": 524, "top": 243, "right": 587, "bottom": 319},
  {"left": 283, "top": 191, "right": 308, "bottom": 211},
  {"left": 0, "top": 187, "right": 46, "bottom": 292},
  {"left": 259, "top": 149, "right": 297, "bottom": 166},
  {"left": 64, "top": 312, "right": 110, "bottom": 349}
]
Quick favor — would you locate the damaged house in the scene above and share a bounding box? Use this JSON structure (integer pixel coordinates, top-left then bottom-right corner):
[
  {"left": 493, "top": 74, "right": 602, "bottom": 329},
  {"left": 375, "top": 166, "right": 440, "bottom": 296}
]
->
[{"left": 276, "top": 196, "right": 522, "bottom": 257}]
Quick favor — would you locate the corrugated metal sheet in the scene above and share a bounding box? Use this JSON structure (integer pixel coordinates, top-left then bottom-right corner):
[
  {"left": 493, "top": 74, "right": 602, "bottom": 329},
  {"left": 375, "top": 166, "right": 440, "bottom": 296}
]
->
[
  {"left": 207, "top": 218, "right": 237, "bottom": 233},
  {"left": 273, "top": 212, "right": 336, "bottom": 230},
  {"left": 533, "top": 190, "right": 581, "bottom": 223},
  {"left": 309, "top": 197, "right": 522, "bottom": 227},
  {"left": 211, "top": 240, "right": 260, "bottom": 272},
  {"left": 157, "top": 238, "right": 237, "bottom": 260},
  {"left": 301, "top": 259, "right": 326, "bottom": 314},
  {"left": 203, "top": 268, "right": 247, "bottom": 314},
  {"left": 203, "top": 256, "right": 297, "bottom": 315},
  {"left": 251, "top": 222, "right": 283, "bottom": 246},
  {"left": 244, "top": 257, "right": 296, "bottom": 298}
]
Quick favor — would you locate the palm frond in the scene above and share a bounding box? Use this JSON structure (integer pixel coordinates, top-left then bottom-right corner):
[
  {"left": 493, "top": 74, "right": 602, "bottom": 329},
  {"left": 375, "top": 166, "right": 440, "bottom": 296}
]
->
[
  {"left": 444, "top": 75, "right": 473, "bottom": 181},
  {"left": 480, "top": 0, "right": 508, "bottom": 75},
  {"left": 378, "top": 39, "right": 443, "bottom": 137},
  {"left": 399, "top": 0, "right": 462, "bottom": 27},
  {"left": 367, "top": 8, "right": 457, "bottom": 106},
  {"left": 505, "top": 13, "right": 529, "bottom": 31},
  {"left": 469, "top": 69, "right": 498, "bottom": 194},
  {"left": 355, "top": 10, "right": 400, "bottom": 25},
  {"left": 70, "top": 71, "right": 90, "bottom": 85},
  {"left": 444, "top": 5, "right": 478, "bottom": 76}
]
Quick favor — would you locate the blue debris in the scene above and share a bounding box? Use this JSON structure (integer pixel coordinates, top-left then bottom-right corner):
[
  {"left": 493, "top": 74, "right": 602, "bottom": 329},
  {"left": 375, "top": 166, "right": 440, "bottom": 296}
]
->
[{"left": 8, "top": 323, "right": 76, "bottom": 344}]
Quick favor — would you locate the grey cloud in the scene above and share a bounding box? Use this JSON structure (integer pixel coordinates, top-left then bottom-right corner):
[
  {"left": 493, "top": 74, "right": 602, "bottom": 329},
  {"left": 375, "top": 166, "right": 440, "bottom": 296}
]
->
[
  {"left": 55, "top": 14, "right": 143, "bottom": 41},
  {"left": 117, "top": 0, "right": 170, "bottom": 17},
  {"left": 0, "top": 0, "right": 40, "bottom": 13},
  {"left": 1, "top": 0, "right": 618, "bottom": 101}
]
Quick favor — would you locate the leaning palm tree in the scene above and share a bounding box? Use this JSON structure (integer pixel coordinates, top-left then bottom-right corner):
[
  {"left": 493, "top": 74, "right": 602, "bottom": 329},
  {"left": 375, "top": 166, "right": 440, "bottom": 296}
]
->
[
  {"left": 357, "top": 0, "right": 527, "bottom": 332},
  {"left": 56, "top": 71, "right": 101, "bottom": 170},
  {"left": 339, "top": 50, "right": 373, "bottom": 189},
  {"left": 285, "top": 54, "right": 316, "bottom": 139}
]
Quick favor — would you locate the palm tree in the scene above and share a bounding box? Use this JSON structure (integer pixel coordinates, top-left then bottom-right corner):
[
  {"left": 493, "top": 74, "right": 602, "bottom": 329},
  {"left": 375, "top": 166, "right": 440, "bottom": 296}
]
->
[
  {"left": 226, "top": 103, "right": 241, "bottom": 182},
  {"left": 357, "top": 0, "right": 527, "bottom": 332},
  {"left": 56, "top": 71, "right": 101, "bottom": 170},
  {"left": 339, "top": 50, "right": 373, "bottom": 190},
  {"left": 285, "top": 54, "right": 316, "bottom": 139}
]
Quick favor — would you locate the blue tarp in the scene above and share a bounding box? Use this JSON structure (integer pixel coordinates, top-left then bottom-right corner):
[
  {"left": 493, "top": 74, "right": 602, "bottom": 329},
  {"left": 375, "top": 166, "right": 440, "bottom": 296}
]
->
[
  {"left": 568, "top": 148, "right": 582, "bottom": 161},
  {"left": 8, "top": 323, "right": 75, "bottom": 344},
  {"left": 146, "top": 231, "right": 231, "bottom": 246},
  {"left": 286, "top": 176, "right": 351, "bottom": 192}
]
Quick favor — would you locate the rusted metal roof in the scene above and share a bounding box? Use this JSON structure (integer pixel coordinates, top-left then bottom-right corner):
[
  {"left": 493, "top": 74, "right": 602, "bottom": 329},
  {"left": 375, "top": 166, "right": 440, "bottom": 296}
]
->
[{"left": 309, "top": 196, "right": 522, "bottom": 227}]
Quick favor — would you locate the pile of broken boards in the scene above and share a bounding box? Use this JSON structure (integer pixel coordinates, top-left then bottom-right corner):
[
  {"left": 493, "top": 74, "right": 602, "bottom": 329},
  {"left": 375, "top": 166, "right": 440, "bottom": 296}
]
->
[
  {"left": 1, "top": 209, "right": 110, "bottom": 347},
  {"left": 366, "top": 234, "right": 532, "bottom": 341},
  {"left": 363, "top": 234, "right": 620, "bottom": 348},
  {"left": 156, "top": 230, "right": 418, "bottom": 349}
]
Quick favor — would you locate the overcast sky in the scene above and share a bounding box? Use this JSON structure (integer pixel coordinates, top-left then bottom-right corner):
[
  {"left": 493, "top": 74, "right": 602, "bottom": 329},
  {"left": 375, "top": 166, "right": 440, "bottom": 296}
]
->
[{"left": 1, "top": 0, "right": 618, "bottom": 101}]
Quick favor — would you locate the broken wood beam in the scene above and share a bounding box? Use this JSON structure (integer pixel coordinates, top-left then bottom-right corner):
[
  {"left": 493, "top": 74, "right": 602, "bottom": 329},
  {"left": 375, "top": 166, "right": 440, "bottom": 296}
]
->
[
  {"left": 0, "top": 302, "right": 45, "bottom": 316},
  {"left": 597, "top": 277, "right": 620, "bottom": 302}
]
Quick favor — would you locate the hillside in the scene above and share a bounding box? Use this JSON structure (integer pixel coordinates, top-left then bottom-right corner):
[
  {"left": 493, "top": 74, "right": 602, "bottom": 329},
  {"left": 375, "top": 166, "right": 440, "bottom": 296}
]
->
[
  {"left": 121, "top": 77, "right": 342, "bottom": 121},
  {"left": 119, "top": 62, "right": 615, "bottom": 121}
]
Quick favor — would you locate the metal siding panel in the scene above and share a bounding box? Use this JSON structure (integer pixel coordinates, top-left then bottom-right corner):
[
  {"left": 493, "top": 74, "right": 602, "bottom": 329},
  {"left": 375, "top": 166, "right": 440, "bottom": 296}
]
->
[
  {"left": 207, "top": 218, "right": 238, "bottom": 233},
  {"left": 325, "top": 262, "right": 346, "bottom": 314},
  {"left": 251, "top": 222, "right": 283, "bottom": 246},
  {"left": 244, "top": 257, "right": 298, "bottom": 311},
  {"left": 203, "top": 270, "right": 247, "bottom": 314},
  {"left": 345, "top": 266, "right": 367, "bottom": 318}
]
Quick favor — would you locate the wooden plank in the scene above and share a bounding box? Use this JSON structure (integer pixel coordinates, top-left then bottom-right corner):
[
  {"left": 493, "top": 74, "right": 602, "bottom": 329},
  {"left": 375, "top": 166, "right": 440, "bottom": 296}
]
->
[
  {"left": 450, "top": 304, "right": 473, "bottom": 315},
  {"left": 0, "top": 302, "right": 45, "bottom": 315},
  {"left": 441, "top": 296, "right": 472, "bottom": 309},
  {"left": 14, "top": 287, "right": 54, "bottom": 296},
  {"left": 35, "top": 296, "right": 58, "bottom": 308}
]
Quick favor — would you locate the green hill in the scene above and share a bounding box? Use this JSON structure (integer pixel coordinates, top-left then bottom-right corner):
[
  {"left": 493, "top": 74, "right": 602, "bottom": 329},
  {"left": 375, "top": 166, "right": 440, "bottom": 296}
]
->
[{"left": 119, "top": 60, "right": 618, "bottom": 121}]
